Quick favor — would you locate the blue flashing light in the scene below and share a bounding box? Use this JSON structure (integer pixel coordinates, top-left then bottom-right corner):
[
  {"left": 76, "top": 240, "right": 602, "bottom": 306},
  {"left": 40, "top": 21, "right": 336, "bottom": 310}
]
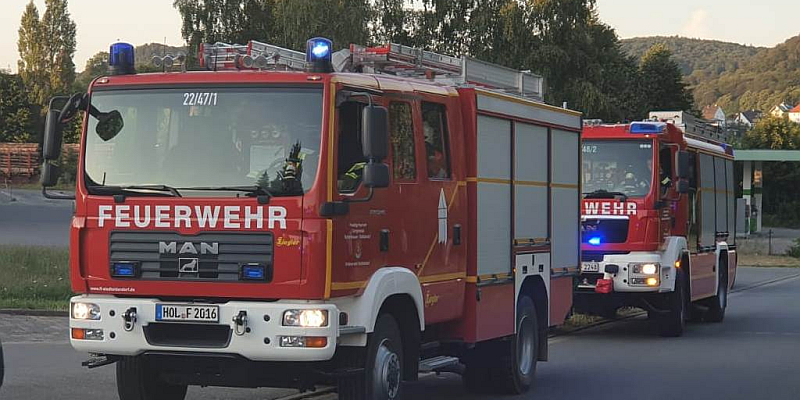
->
[
  {"left": 588, "top": 237, "right": 602, "bottom": 246},
  {"left": 112, "top": 262, "right": 137, "bottom": 277},
  {"left": 108, "top": 42, "right": 136, "bottom": 75},
  {"left": 241, "top": 264, "right": 266, "bottom": 281},
  {"left": 306, "top": 37, "right": 332, "bottom": 62},
  {"left": 629, "top": 122, "right": 665, "bottom": 134}
]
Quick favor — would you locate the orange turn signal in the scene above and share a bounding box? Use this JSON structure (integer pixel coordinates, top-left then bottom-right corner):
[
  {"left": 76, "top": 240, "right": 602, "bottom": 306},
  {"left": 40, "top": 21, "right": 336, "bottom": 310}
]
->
[
  {"left": 304, "top": 337, "right": 328, "bottom": 348},
  {"left": 71, "top": 328, "right": 85, "bottom": 340}
]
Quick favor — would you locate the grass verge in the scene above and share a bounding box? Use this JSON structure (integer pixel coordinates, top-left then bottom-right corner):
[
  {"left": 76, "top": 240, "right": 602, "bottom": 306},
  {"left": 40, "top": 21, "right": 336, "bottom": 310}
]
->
[
  {"left": 0, "top": 245, "right": 71, "bottom": 311},
  {"left": 738, "top": 254, "right": 800, "bottom": 268}
]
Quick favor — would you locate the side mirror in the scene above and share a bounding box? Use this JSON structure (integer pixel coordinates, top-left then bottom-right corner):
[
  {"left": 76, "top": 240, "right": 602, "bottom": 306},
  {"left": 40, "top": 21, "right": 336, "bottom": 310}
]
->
[
  {"left": 677, "top": 179, "right": 689, "bottom": 194},
  {"left": 363, "top": 163, "right": 389, "bottom": 188},
  {"left": 40, "top": 161, "right": 61, "bottom": 187},
  {"left": 361, "top": 105, "right": 388, "bottom": 162},
  {"left": 677, "top": 151, "right": 689, "bottom": 180},
  {"left": 42, "top": 109, "right": 64, "bottom": 160}
]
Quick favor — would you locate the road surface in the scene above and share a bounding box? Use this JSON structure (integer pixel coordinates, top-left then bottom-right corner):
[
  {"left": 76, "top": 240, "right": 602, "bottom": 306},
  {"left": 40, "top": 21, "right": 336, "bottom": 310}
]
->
[
  {"left": 0, "top": 189, "right": 73, "bottom": 247},
  {"left": 1, "top": 267, "right": 799, "bottom": 400}
]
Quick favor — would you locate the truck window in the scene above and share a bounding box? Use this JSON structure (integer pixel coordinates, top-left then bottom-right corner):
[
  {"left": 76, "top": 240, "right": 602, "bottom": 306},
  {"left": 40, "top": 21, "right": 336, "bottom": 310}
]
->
[
  {"left": 687, "top": 151, "right": 699, "bottom": 252},
  {"left": 337, "top": 101, "right": 367, "bottom": 193},
  {"left": 389, "top": 102, "right": 416, "bottom": 181},
  {"left": 659, "top": 145, "right": 673, "bottom": 196},
  {"left": 421, "top": 102, "right": 451, "bottom": 179}
]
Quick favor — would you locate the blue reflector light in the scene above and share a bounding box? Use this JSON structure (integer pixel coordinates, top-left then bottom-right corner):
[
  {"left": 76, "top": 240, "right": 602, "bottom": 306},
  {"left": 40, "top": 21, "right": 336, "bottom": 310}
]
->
[
  {"left": 241, "top": 264, "right": 266, "bottom": 281},
  {"left": 111, "top": 262, "right": 137, "bottom": 277},
  {"left": 108, "top": 42, "right": 135, "bottom": 75},
  {"left": 306, "top": 37, "right": 332, "bottom": 62},
  {"left": 629, "top": 122, "right": 665, "bottom": 134},
  {"left": 588, "top": 237, "right": 602, "bottom": 246}
]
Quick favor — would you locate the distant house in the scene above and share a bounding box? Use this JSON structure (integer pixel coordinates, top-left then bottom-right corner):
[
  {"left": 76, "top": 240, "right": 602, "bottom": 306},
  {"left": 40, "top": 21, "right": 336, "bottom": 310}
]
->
[
  {"left": 771, "top": 102, "right": 792, "bottom": 118},
  {"left": 702, "top": 105, "right": 726, "bottom": 128},
  {"left": 789, "top": 104, "right": 800, "bottom": 124},
  {"left": 732, "top": 110, "right": 763, "bottom": 127}
]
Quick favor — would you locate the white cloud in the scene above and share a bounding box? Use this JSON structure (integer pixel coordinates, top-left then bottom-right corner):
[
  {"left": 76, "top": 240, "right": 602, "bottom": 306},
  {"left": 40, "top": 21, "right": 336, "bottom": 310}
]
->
[{"left": 681, "top": 9, "right": 713, "bottom": 39}]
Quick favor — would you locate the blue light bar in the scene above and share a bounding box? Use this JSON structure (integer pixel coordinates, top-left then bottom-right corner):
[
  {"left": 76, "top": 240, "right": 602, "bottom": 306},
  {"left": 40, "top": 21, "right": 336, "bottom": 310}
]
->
[
  {"left": 306, "top": 37, "right": 332, "bottom": 62},
  {"left": 111, "top": 262, "right": 137, "bottom": 277},
  {"left": 241, "top": 264, "right": 266, "bottom": 281},
  {"left": 588, "top": 237, "right": 602, "bottom": 246},
  {"left": 108, "top": 42, "right": 135, "bottom": 75},
  {"left": 629, "top": 122, "right": 665, "bottom": 134}
]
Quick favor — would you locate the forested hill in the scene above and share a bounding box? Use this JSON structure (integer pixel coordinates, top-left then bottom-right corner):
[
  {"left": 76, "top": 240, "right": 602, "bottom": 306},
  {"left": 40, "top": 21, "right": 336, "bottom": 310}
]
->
[
  {"left": 621, "top": 35, "right": 800, "bottom": 113},
  {"left": 620, "top": 36, "right": 762, "bottom": 83}
]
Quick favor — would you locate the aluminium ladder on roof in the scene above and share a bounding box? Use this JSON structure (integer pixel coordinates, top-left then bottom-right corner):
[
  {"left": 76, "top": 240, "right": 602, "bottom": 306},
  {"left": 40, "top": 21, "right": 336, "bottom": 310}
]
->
[
  {"left": 199, "top": 40, "right": 545, "bottom": 102},
  {"left": 350, "top": 43, "right": 544, "bottom": 101},
  {"left": 648, "top": 111, "right": 727, "bottom": 144}
]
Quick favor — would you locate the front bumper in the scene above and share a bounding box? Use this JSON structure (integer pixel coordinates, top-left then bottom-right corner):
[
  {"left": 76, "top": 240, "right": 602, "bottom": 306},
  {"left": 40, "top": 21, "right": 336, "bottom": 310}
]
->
[
  {"left": 578, "top": 252, "right": 675, "bottom": 293},
  {"left": 69, "top": 295, "right": 339, "bottom": 362}
]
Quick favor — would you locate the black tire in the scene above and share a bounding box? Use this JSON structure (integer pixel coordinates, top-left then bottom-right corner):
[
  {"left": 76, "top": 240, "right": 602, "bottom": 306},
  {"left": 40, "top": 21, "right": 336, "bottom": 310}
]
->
[
  {"left": 116, "top": 356, "right": 187, "bottom": 400},
  {"left": 705, "top": 257, "right": 728, "bottom": 323},
  {"left": 490, "top": 295, "right": 538, "bottom": 394},
  {"left": 658, "top": 270, "right": 687, "bottom": 337},
  {"left": 338, "top": 314, "right": 403, "bottom": 400}
]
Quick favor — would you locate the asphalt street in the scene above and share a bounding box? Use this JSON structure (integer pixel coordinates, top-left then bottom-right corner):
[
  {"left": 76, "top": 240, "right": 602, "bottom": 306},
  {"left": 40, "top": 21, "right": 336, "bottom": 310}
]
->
[
  {"left": 0, "top": 189, "right": 73, "bottom": 247},
  {"left": 1, "top": 267, "right": 799, "bottom": 400}
]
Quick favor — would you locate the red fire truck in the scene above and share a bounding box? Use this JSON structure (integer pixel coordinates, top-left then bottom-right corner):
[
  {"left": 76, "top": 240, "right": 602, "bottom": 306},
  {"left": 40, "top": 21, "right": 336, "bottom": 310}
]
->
[
  {"left": 577, "top": 114, "right": 737, "bottom": 336},
  {"left": 41, "top": 38, "right": 582, "bottom": 400}
]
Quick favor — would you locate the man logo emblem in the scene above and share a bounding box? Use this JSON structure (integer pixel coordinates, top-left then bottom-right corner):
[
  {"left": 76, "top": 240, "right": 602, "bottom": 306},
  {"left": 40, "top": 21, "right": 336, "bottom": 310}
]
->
[{"left": 178, "top": 258, "right": 199, "bottom": 273}]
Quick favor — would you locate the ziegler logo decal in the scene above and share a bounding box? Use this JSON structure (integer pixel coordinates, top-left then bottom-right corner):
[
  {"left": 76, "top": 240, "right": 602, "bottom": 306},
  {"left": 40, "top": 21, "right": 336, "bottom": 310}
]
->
[
  {"left": 276, "top": 236, "right": 300, "bottom": 247},
  {"left": 583, "top": 201, "right": 637, "bottom": 216},
  {"left": 97, "top": 205, "right": 287, "bottom": 229}
]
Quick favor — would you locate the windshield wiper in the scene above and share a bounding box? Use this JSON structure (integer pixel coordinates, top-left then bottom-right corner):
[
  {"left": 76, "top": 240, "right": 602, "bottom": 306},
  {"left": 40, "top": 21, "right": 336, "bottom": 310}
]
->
[
  {"left": 583, "top": 189, "right": 628, "bottom": 202},
  {"left": 177, "top": 185, "right": 273, "bottom": 198},
  {"left": 89, "top": 184, "right": 182, "bottom": 197}
]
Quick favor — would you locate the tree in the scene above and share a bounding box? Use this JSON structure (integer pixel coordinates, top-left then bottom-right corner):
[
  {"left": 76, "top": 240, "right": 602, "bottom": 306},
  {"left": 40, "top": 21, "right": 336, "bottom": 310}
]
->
[
  {"left": 272, "top": 0, "right": 372, "bottom": 51},
  {"left": 638, "top": 44, "right": 695, "bottom": 114},
  {"left": 0, "top": 72, "right": 34, "bottom": 143},
  {"left": 41, "top": 0, "right": 77, "bottom": 98},
  {"left": 742, "top": 116, "right": 800, "bottom": 150},
  {"left": 17, "top": 1, "right": 48, "bottom": 108}
]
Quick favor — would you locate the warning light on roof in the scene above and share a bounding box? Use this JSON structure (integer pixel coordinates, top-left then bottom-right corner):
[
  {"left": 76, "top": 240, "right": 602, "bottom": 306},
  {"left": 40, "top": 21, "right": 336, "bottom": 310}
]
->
[
  {"left": 588, "top": 237, "right": 602, "bottom": 246},
  {"left": 629, "top": 122, "right": 665, "bottom": 134},
  {"left": 108, "top": 42, "right": 135, "bottom": 76},
  {"left": 306, "top": 37, "right": 333, "bottom": 73}
]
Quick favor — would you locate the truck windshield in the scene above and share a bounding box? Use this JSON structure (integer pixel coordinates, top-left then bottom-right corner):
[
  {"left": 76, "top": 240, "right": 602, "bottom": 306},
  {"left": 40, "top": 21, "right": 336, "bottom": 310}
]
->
[
  {"left": 84, "top": 87, "right": 323, "bottom": 197},
  {"left": 582, "top": 139, "right": 654, "bottom": 198}
]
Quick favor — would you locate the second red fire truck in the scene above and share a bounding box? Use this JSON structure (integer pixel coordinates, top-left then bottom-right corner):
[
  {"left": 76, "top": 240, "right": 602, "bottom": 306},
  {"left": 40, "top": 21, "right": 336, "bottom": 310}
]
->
[
  {"left": 577, "top": 114, "right": 737, "bottom": 336},
  {"left": 41, "top": 38, "right": 582, "bottom": 399}
]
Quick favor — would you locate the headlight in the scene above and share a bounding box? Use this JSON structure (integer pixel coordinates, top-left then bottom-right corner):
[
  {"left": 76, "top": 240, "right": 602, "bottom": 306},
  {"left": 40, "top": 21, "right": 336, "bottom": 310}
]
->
[
  {"left": 72, "top": 302, "right": 101, "bottom": 320},
  {"left": 283, "top": 309, "right": 328, "bottom": 327},
  {"left": 631, "top": 263, "right": 660, "bottom": 275}
]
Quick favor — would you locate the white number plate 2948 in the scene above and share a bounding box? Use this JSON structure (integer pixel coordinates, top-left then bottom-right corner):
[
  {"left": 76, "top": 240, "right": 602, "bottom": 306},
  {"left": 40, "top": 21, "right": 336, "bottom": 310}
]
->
[
  {"left": 581, "top": 262, "right": 600, "bottom": 273},
  {"left": 156, "top": 304, "right": 219, "bottom": 323}
]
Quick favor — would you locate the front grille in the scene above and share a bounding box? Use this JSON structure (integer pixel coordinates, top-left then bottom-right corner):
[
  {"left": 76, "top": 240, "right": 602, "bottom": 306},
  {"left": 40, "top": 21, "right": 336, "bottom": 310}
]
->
[
  {"left": 581, "top": 218, "right": 629, "bottom": 244},
  {"left": 110, "top": 232, "right": 273, "bottom": 282},
  {"left": 144, "top": 323, "right": 231, "bottom": 348}
]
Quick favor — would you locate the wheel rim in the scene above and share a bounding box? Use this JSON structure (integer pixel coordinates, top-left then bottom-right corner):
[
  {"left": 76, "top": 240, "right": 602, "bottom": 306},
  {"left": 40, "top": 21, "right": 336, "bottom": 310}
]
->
[
  {"left": 373, "top": 339, "right": 401, "bottom": 400},
  {"left": 517, "top": 315, "right": 535, "bottom": 376}
]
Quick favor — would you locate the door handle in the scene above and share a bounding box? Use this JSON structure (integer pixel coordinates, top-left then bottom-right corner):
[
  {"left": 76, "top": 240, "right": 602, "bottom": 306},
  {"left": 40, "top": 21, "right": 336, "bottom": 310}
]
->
[
  {"left": 453, "top": 224, "right": 462, "bottom": 245},
  {"left": 380, "top": 229, "right": 389, "bottom": 252}
]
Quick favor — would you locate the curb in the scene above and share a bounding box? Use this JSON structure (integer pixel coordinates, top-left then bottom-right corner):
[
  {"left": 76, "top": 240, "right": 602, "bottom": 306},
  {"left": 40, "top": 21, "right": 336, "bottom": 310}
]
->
[{"left": 0, "top": 309, "right": 68, "bottom": 317}]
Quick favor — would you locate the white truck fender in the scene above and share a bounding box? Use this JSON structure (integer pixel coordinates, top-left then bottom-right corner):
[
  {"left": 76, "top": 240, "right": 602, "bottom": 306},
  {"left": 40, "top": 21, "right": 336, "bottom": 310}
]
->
[
  {"left": 660, "top": 236, "right": 688, "bottom": 292},
  {"left": 331, "top": 267, "right": 424, "bottom": 347}
]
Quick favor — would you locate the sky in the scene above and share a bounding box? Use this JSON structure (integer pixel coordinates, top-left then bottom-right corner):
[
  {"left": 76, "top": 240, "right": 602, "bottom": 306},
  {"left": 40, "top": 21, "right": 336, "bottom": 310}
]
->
[{"left": 1, "top": 0, "right": 799, "bottom": 73}]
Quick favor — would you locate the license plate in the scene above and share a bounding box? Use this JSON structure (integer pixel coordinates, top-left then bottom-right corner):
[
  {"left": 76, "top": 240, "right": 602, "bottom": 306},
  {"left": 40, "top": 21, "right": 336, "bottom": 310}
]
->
[
  {"left": 156, "top": 304, "right": 219, "bottom": 323},
  {"left": 581, "top": 262, "right": 600, "bottom": 273}
]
